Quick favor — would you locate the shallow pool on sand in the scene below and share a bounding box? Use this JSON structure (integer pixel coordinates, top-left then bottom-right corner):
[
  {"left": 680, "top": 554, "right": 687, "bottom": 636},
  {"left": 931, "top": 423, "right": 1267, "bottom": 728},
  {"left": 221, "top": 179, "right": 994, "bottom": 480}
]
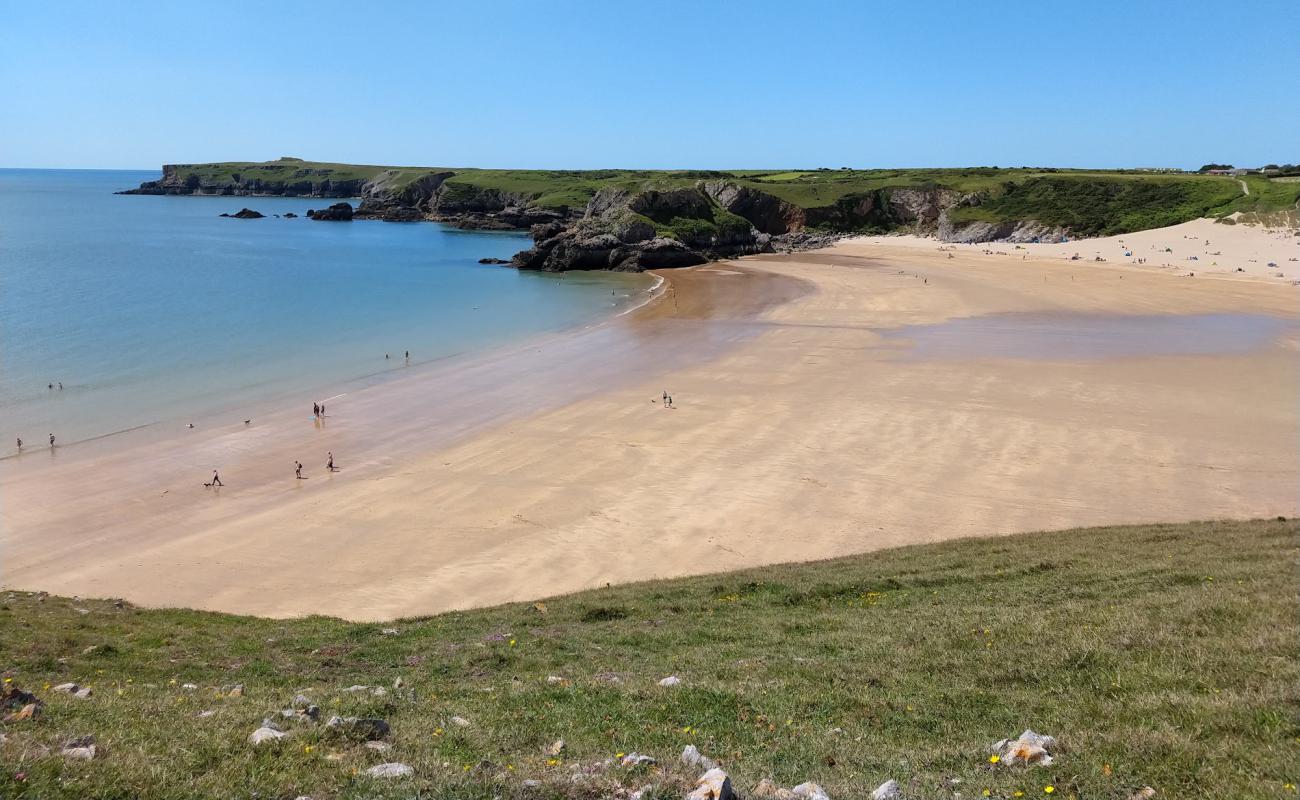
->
[{"left": 880, "top": 312, "right": 1293, "bottom": 361}]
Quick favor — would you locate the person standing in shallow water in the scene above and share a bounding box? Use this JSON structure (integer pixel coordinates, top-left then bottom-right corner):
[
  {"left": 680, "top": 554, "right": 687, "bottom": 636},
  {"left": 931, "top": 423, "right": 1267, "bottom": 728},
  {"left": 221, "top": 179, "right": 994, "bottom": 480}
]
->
[
  {"left": 313, "top": 402, "right": 319, "bottom": 417},
  {"left": 295, "top": 461, "right": 304, "bottom": 480},
  {"left": 49, "top": 433, "right": 55, "bottom": 447},
  {"left": 16, "top": 437, "right": 22, "bottom": 451}
]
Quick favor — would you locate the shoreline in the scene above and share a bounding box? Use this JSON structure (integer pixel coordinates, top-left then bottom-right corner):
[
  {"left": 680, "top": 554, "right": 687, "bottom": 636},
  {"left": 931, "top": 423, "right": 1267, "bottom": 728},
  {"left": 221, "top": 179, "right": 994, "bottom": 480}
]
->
[{"left": 2, "top": 226, "right": 1296, "bottom": 620}]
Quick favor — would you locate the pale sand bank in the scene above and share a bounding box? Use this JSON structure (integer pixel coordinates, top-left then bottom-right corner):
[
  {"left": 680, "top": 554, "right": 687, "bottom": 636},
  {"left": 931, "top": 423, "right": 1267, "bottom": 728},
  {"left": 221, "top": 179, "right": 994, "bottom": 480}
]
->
[
  {"left": 2, "top": 230, "right": 1296, "bottom": 620},
  {"left": 853, "top": 217, "right": 1300, "bottom": 283}
]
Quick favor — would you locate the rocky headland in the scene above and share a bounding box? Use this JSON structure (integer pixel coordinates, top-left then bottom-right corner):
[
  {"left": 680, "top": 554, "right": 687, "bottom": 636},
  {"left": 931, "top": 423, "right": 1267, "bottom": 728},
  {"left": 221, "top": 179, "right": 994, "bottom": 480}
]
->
[{"left": 124, "top": 159, "right": 1281, "bottom": 271}]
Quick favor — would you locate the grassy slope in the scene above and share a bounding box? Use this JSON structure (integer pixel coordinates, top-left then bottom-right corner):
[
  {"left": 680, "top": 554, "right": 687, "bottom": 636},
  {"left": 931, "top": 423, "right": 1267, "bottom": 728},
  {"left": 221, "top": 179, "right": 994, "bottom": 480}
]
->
[{"left": 1, "top": 519, "right": 1296, "bottom": 799}]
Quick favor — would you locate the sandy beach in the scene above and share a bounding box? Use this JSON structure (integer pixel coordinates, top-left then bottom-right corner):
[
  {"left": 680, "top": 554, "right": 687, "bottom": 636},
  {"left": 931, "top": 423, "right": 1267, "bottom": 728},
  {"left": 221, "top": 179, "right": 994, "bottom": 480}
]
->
[{"left": 3, "top": 222, "right": 1296, "bottom": 620}]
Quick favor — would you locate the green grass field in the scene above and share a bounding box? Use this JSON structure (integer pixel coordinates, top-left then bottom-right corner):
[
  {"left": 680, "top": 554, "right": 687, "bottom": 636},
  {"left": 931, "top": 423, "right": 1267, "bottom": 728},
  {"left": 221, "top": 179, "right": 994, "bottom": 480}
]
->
[{"left": 2, "top": 518, "right": 1295, "bottom": 799}]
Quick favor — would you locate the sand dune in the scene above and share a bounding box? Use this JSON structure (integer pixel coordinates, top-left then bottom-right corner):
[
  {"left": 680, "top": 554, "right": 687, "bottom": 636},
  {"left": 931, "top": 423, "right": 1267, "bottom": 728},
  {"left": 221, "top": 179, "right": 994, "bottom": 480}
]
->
[{"left": 2, "top": 227, "right": 1296, "bottom": 620}]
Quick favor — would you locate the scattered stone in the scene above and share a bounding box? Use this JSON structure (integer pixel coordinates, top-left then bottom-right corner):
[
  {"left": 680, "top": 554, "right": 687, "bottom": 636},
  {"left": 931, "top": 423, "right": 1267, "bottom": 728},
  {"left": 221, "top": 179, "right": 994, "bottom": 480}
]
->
[
  {"left": 365, "top": 740, "right": 392, "bottom": 752},
  {"left": 450, "top": 715, "right": 471, "bottom": 728},
  {"left": 381, "top": 628, "right": 399, "bottom": 636},
  {"left": 324, "top": 715, "right": 389, "bottom": 740},
  {"left": 224, "top": 683, "right": 244, "bottom": 698},
  {"left": 688, "top": 768, "right": 736, "bottom": 800},
  {"left": 681, "top": 744, "right": 717, "bottom": 770},
  {"left": 478, "top": 257, "right": 510, "bottom": 265},
  {"left": 658, "top": 675, "right": 682, "bottom": 687},
  {"left": 531, "top": 601, "right": 548, "bottom": 614},
  {"left": 61, "top": 735, "right": 96, "bottom": 760},
  {"left": 197, "top": 709, "right": 216, "bottom": 718},
  {"left": 342, "top": 685, "right": 370, "bottom": 693},
  {"left": 3, "top": 702, "right": 39, "bottom": 722},
  {"left": 366, "top": 762, "right": 413, "bottom": 779},
  {"left": 871, "top": 779, "right": 901, "bottom": 800},
  {"left": 52, "top": 682, "right": 80, "bottom": 694},
  {"left": 225, "top": 208, "right": 265, "bottom": 219},
  {"left": 752, "top": 778, "right": 796, "bottom": 799},
  {"left": 181, "top": 683, "right": 198, "bottom": 691},
  {"left": 545, "top": 738, "right": 565, "bottom": 756},
  {"left": 792, "top": 782, "right": 830, "bottom": 800},
  {"left": 995, "top": 729, "right": 1057, "bottom": 766},
  {"left": 546, "top": 675, "right": 568, "bottom": 685},
  {"left": 620, "top": 752, "right": 656, "bottom": 767},
  {"left": 74, "top": 687, "right": 93, "bottom": 699},
  {"left": 248, "top": 725, "right": 286, "bottom": 746},
  {"left": 393, "top": 676, "right": 404, "bottom": 689},
  {"left": 594, "top": 672, "right": 623, "bottom": 684},
  {"left": 81, "top": 645, "right": 98, "bottom": 655},
  {"left": 1128, "top": 789, "right": 1156, "bottom": 800},
  {"left": 283, "top": 212, "right": 298, "bottom": 219}
]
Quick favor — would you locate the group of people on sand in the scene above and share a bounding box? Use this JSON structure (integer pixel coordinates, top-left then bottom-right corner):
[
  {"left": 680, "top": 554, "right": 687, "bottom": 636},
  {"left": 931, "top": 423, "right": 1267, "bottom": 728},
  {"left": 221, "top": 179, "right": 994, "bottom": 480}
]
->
[
  {"left": 313, "top": 401, "right": 327, "bottom": 418},
  {"left": 661, "top": 390, "right": 674, "bottom": 408},
  {"left": 207, "top": 451, "right": 337, "bottom": 489}
]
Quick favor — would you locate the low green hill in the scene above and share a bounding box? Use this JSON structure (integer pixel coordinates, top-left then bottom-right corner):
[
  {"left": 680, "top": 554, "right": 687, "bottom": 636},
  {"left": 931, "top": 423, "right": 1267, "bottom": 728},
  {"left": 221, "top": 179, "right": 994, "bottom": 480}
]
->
[{"left": 2, "top": 518, "right": 1295, "bottom": 799}]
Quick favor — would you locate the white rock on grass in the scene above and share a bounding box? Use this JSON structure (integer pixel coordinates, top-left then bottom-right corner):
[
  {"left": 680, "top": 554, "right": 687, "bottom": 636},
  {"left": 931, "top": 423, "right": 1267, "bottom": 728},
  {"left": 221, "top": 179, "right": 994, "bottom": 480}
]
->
[
  {"left": 545, "top": 738, "right": 565, "bottom": 756},
  {"left": 996, "top": 729, "right": 1057, "bottom": 766},
  {"left": 546, "top": 675, "right": 567, "bottom": 685},
  {"left": 620, "top": 752, "right": 656, "bottom": 766},
  {"left": 181, "top": 683, "right": 198, "bottom": 691},
  {"left": 365, "top": 740, "right": 392, "bottom": 752},
  {"left": 62, "top": 735, "right": 96, "bottom": 760},
  {"left": 681, "top": 744, "right": 717, "bottom": 770},
  {"left": 73, "top": 687, "right": 94, "bottom": 699},
  {"left": 792, "top": 782, "right": 831, "bottom": 800},
  {"left": 248, "top": 726, "right": 287, "bottom": 746},
  {"left": 658, "top": 675, "right": 682, "bottom": 687},
  {"left": 52, "top": 682, "right": 80, "bottom": 694},
  {"left": 366, "top": 762, "right": 413, "bottom": 778},
  {"left": 687, "top": 768, "right": 736, "bottom": 800},
  {"left": 450, "top": 715, "right": 471, "bottom": 727},
  {"left": 871, "top": 779, "right": 902, "bottom": 800}
]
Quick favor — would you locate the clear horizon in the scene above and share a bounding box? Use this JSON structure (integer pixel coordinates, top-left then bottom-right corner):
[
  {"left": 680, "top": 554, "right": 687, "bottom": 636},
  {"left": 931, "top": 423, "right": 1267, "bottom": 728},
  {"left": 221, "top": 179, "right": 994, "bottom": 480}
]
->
[{"left": 2, "top": 0, "right": 1296, "bottom": 171}]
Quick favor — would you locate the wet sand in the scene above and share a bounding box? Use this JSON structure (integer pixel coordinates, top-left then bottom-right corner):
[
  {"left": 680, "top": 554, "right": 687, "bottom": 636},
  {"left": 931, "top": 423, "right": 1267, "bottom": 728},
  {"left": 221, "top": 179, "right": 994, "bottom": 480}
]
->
[{"left": 2, "top": 236, "right": 1296, "bottom": 620}]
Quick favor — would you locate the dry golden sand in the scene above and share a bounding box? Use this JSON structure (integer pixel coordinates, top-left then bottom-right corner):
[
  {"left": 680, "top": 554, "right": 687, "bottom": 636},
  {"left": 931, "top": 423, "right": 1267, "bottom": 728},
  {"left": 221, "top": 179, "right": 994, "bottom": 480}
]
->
[{"left": 2, "top": 231, "right": 1296, "bottom": 620}]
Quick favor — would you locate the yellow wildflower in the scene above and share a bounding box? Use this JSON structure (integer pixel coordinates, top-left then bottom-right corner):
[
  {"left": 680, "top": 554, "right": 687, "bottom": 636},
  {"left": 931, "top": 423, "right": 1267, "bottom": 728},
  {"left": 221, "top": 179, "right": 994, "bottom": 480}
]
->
[
  {"left": 990, "top": 754, "right": 1001, "bottom": 764},
  {"left": 983, "top": 790, "right": 992, "bottom": 797},
  {"left": 1045, "top": 787, "right": 1055, "bottom": 795}
]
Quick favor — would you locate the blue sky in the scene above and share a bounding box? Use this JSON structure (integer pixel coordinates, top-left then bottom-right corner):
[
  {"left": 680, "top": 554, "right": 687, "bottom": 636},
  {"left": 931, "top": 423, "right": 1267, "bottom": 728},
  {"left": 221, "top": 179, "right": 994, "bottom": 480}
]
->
[{"left": 2, "top": 0, "right": 1295, "bottom": 170}]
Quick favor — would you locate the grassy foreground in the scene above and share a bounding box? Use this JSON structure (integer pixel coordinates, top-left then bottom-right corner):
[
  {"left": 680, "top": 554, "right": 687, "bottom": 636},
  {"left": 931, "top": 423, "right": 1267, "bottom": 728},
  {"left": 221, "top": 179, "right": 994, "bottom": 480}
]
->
[{"left": 1, "top": 519, "right": 1296, "bottom": 799}]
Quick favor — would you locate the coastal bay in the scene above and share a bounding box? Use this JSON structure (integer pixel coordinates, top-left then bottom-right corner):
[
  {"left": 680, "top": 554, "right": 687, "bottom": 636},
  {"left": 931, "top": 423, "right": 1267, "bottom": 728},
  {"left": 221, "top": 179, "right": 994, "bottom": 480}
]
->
[{"left": 4, "top": 232, "right": 1294, "bottom": 619}]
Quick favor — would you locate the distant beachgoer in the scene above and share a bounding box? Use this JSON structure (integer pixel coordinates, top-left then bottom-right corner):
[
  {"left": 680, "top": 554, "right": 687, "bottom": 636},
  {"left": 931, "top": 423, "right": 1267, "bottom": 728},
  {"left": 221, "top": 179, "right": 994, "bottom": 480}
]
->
[
  {"left": 662, "top": 390, "right": 668, "bottom": 405},
  {"left": 385, "top": 353, "right": 390, "bottom": 359},
  {"left": 49, "top": 433, "right": 55, "bottom": 447},
  {"left": 187, "top": 423, "right": 194, "bottom": 429},
  {"left": 319, "top": 403, "right": 325, "bottom": 416},
  {"left": 327, "top": 451, "right": 335, "bottom": 471},
  {"left": 210, "top": 470, "right": 223, "bottom": 487},
  {"left": 313, "top": 402, "right": 320, "bottom": 417},
  {"left": 404, "top": 350, "right": 409, "bottom": 359},
  {"left": 295, "top": 461, "right": 303, "bottom": 479},
  {"left": 666, "top": 395, "right": 673, "bottom": 408},
  {"left": 244, "top": 419, "right": 251, "bottom": 425},
  {"left": 16, "top": 437, "right": 22, "bottom": 451},
  {"left": 58, "top": 382, "right": 63, "bottom": 390},
  {"left": 48, "top": 383, "right": 53, "bottom": 390}
]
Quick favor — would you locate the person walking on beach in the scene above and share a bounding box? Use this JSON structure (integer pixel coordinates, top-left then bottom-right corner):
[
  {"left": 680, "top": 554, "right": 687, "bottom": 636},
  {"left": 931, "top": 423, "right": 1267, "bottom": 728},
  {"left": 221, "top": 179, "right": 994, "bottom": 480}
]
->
[
  {"left": 662, "top": 390, "right": 669, "bottom": 406},
  {"left": 327, "top": 451, "right": 335, "bottom": 472},
  {"left": 319, "top": 403, "right": 325, "bottom": 417},
  {"left": 210, "top": 470, "right": 224, "bottom": 487},
  {"left": 313, "top": 402, "right": 319, "bottom": 417},
  {"left": 49, "top": 433, "right": 55, "bottom": 448},
  {"left": 16, "top": 437, "right": 22, "bottom": 452},
  {"left": 295, "top": 461, "right": 304, "bottom": 479},
  {"left": 404, "top": 350, "right": 409, "bottom": 359}
]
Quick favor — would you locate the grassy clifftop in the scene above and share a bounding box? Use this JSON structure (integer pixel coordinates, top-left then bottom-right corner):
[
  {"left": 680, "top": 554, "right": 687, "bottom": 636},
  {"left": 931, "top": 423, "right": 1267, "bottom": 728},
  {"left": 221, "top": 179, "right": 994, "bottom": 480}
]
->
[{"left": 2, "top": 518, "right": 1295, "bottom": 799}]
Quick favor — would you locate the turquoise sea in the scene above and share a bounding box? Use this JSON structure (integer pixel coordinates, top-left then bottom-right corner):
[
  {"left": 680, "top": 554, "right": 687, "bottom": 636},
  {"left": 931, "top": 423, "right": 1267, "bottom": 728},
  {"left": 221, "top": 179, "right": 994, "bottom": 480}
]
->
[{"left": 0, "top": 169, "right": 650, "bottom": 446}]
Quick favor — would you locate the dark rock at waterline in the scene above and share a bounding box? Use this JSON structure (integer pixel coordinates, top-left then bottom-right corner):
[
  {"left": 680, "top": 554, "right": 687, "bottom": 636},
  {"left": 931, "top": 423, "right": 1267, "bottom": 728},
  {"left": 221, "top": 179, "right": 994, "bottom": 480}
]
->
[
  {"left": 306, "top": 202, "right": 354, "bottom": 221},
  {"left": 283, "top": 212, "right": 297, "bottom": 218},
  {"left": 221, "top": 208, "right": 265, "bottom": 219},
  {"left": 478, "top": 257, "right": 510, "bottom": 265}
]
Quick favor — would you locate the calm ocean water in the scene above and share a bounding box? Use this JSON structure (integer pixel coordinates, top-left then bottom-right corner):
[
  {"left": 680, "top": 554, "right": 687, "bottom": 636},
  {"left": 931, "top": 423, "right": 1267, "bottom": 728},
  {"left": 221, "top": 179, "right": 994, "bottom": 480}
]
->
[{"left": 0, "top": 169, "right": 650, "bottom": 446}]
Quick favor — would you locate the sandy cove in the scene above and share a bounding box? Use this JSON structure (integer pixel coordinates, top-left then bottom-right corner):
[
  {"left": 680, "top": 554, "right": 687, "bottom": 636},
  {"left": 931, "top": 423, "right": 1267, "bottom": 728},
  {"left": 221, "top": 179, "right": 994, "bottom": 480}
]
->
[{"left": 2, "top": 228, "right": 1296, "bottom": 620}]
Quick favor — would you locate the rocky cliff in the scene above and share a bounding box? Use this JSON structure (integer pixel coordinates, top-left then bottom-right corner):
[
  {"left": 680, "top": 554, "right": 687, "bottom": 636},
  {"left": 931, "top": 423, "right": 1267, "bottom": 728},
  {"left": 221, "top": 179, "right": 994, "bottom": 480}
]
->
[
  {"left": 123, "top": 164, "right": 367, "bottom": 198},
  {"left": 124, "top": 164, "right": 1080, "bottom": 269}
]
